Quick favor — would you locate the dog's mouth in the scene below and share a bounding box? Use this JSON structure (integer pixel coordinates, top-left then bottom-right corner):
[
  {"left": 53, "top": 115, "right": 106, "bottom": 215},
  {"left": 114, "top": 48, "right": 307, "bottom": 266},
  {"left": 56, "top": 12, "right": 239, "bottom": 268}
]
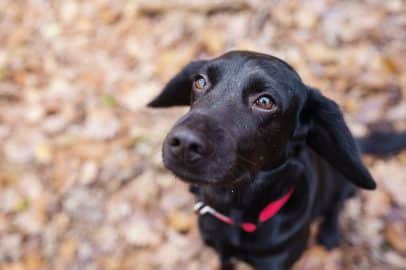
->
[
  {"left": 175, "top": 170, "right": 252, "bottom": 188},
  {"left": 168, "top": 167, "right": 215, "bottom": 185},
  {"left": 163, "top": 154, "right": 253, "bottom": 188}
]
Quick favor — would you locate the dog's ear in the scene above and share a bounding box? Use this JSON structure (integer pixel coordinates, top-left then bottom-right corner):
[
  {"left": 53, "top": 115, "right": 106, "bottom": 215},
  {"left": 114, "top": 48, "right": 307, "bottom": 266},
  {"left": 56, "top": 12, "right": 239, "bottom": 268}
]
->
[
  {"left": 148, "top": 60, "right": 207, "bottom": 107},
  {"left": 304, "top": 87, "right": 376, "bottom": 189}
]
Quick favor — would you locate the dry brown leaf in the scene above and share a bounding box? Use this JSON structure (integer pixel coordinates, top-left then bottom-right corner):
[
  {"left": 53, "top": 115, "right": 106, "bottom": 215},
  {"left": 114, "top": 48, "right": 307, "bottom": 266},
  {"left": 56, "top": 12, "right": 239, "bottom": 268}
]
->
[
  {"left": 200, "top": 28, "right": 225, "bottom": 55},
  {"left": 385, "top": 222, "right": 406, "bottom": 254},
  {"left": 364, "top": 190, "right": 391, "bottom": 218},
  {"left": 167, "top": 209, "right": 194, "bottom": 233},
  {"left": 155, "top": 47, "right": 196, "bottom": 81}
]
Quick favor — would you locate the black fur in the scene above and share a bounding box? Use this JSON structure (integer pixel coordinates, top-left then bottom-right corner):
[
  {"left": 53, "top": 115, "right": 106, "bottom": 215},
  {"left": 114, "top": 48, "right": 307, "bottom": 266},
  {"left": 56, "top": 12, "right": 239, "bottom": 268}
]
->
[{"left": 148, "top": 51, "right": 402, "bottom": 269}]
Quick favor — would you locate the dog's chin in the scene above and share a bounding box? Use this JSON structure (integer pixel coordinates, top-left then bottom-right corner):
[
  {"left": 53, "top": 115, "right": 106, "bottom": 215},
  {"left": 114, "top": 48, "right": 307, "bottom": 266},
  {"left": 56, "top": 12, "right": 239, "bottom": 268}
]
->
[
  {"left": 175, "top": 171, "right": 251, "bottom": 188},
  {"left": 163, "top": 158, "right": 214, "bottom": 185},
  {"left": 171, "top": 169, "right": 214, "bottom": 186},
  {"left": 165, "top": 161, "right": 252, "bottom": 188},
  {"left": 163, "top": 153, "right": 253, "bottom": 188}
]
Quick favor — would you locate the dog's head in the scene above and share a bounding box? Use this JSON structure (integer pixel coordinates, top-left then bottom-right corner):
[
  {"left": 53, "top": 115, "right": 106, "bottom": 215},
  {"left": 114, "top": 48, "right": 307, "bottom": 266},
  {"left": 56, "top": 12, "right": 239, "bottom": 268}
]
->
[{"left": 149, "top": 51, "right": 376, "bottom": 190}]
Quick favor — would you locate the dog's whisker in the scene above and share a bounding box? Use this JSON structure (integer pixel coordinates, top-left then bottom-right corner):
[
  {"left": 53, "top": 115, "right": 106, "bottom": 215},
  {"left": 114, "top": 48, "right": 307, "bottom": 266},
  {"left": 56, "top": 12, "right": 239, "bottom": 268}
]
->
[{"left": 236, "top": 154, "right": 259, "bottom": 168}]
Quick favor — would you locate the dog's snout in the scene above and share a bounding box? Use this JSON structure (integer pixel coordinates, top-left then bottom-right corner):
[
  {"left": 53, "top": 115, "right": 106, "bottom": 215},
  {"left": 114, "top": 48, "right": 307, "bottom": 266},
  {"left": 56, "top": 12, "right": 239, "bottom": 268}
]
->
[
  {"left": 162, "top": 113, "right": 236, "bottom": 183},
  {"left": 167, "top": 129, "right": 211, "bottom": 164}
]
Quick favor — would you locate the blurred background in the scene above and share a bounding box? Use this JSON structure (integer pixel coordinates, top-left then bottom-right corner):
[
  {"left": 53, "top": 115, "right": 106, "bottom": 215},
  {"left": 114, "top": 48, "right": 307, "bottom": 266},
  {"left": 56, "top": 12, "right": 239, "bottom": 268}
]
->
[{"left": 0, "top": 0, "right": 405, "bottom": 269}]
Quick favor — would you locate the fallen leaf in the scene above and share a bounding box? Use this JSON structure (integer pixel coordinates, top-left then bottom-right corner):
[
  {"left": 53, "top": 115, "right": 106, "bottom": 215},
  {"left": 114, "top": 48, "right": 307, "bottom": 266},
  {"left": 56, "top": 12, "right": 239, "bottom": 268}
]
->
[{"left": 385, "top": 222, "right": 406, "bottom": 254}]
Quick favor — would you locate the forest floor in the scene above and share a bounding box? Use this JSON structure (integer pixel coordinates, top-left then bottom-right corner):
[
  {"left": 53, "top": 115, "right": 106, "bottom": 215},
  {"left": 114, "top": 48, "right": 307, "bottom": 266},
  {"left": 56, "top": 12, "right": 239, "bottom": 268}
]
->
[{"left": 0, "top": 1, "right": 405, "bottom": 269}]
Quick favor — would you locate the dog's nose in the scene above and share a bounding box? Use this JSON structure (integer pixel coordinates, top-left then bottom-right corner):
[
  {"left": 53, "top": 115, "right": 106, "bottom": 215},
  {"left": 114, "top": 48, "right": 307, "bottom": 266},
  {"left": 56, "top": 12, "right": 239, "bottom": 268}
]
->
[{"left": 167, "top": 129, "right": 210, "bottom": 163}]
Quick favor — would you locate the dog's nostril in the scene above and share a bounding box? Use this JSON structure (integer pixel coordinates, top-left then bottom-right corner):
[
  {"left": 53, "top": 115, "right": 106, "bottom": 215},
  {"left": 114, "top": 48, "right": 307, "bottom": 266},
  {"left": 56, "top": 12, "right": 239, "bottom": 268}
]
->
[
  {"left": 170, "top": 137, "right": 181, "bottom": 147},
  {"left": 189, "top": 142, "right": 203, "bottom": 154},
  {"left": 167, "top": 129, "right": 211, "bottom": 163}
]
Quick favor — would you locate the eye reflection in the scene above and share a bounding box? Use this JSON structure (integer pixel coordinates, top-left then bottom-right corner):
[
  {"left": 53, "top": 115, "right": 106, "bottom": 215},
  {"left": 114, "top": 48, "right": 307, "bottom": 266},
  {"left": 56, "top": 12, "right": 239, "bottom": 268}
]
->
[
  {"left": 194, "top": 76, "right": 207, "bottom": 91},
  {"left": 254, "top": 95, "right": 274, "bottom": 110}
]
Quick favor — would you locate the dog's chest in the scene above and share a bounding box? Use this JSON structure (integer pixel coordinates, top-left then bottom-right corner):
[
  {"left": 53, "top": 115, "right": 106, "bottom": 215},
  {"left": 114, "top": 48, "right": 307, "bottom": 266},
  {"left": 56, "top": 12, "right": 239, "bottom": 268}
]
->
[{"left": 197, "top": 209, "right": 297, "bottom": 254}]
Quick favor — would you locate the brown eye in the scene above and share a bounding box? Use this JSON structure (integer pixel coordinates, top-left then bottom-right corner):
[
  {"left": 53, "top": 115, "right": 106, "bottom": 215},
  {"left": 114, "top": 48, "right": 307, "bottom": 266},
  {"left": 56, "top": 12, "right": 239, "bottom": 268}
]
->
[
  {"left": 254, "top": 95, "right": 274, "bottom": 110},
  {"left": 193, "top": 76, "right": 207, "bottom": 90}
]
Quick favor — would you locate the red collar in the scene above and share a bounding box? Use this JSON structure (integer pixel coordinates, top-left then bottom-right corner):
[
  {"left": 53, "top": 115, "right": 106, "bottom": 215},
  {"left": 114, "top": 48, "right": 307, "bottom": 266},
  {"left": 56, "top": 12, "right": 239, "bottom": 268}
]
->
[{"left": 194, "top": 187, "right": 295, "bottom": 233}]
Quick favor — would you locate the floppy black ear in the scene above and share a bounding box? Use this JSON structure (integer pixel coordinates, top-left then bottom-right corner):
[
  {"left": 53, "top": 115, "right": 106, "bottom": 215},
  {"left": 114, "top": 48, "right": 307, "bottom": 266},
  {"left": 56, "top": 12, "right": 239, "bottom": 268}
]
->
[
  {"left": 304, "top": 87, "right": 376, "bottom": 189},
  {"left": 148, "top": 60, "right": 207, "bottom": 107}
]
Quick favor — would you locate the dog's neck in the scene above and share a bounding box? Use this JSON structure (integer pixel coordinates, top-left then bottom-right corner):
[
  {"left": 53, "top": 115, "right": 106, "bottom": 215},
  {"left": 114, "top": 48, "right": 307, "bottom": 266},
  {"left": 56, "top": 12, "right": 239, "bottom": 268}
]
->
[{"left": 194, "top": 159, "right": 304, "bottom": 217}]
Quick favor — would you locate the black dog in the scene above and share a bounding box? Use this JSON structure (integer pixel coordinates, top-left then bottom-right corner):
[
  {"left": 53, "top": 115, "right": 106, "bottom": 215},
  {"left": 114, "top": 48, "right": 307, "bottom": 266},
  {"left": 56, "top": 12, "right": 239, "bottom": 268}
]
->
[{"left": 148, "top": 51, "right": 401, "bottom": 269}]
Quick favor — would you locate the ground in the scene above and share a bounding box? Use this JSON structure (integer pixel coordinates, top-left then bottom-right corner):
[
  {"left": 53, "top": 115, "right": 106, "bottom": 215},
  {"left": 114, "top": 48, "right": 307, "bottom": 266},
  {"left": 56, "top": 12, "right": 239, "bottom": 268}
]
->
[{"left": 0, "top": 1, "right": 405, "bottom": 269}]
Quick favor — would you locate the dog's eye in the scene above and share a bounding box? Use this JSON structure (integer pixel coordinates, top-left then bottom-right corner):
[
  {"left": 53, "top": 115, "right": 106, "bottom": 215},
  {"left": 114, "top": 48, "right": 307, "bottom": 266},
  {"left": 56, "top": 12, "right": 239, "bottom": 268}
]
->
[
  {"left": 254, "top": 95, "right": 274, "bottom": 110},
  {"left": 193, "top": 76, "right": 207, "bottom": 91}
]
